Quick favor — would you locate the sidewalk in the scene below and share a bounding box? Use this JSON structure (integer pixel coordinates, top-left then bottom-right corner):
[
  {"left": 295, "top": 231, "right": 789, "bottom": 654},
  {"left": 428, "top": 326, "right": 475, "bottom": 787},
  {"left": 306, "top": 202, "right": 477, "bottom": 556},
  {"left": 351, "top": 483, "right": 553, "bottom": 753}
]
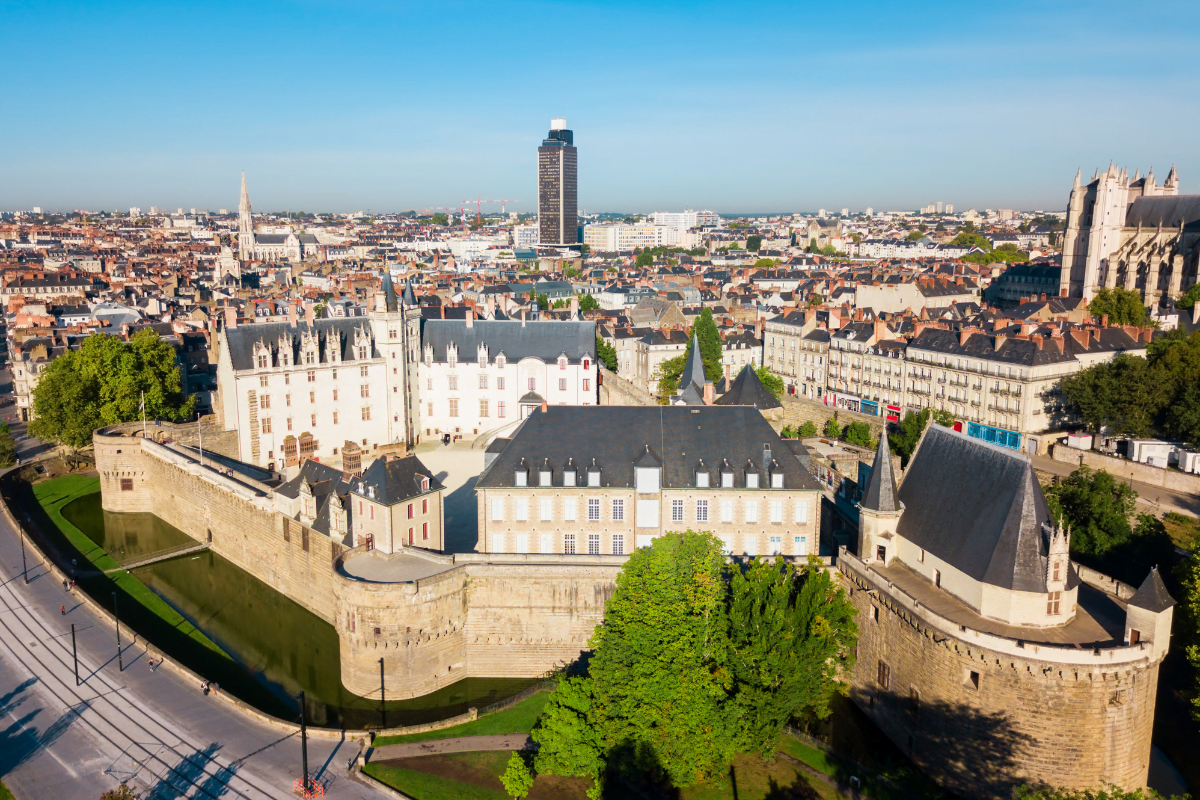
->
[
  {"left": 1029, "top": 453, "right": 1200, "bottom": 519},
  {"left": 370, "top": 734, "right": 534, "bottom": 761},
  {"left": 0, "top": 488, "right": 386, "bottom": 800}
]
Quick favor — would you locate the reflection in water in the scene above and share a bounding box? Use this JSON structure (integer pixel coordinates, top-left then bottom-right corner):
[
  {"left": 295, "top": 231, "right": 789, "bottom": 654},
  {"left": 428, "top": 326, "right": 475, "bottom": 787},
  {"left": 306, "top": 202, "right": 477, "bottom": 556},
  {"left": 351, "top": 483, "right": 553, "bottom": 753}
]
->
[{"left": 61, "top": 493, "right": 534, "bottom": 728}]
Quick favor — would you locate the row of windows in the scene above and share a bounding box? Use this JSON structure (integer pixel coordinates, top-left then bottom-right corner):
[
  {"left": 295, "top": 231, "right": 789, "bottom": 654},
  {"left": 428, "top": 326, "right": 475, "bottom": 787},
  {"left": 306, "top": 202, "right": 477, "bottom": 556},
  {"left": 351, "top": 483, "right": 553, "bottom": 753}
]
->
[
  {"left": 491, "top": 531, "right": 809, "bottom": 556},
  {"left": 437, "top": 375, "right": 592, "bottom": 393},
  {"left": 258, "top": 366, "right": 371, "bottom": 387},
  {"left": 490, "top": 497, "right": 810, "bottom": 524},
  {"left": 259, "top": 386, "right": 371, "bottom": 408},
  {"left": 261, "top": 407, "right": 370, "bottom": 433}
]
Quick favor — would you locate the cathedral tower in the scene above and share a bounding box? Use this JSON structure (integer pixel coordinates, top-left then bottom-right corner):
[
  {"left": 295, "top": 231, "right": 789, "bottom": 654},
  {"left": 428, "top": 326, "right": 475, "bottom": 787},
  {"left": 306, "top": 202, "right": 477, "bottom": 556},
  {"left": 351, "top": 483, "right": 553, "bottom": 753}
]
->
[{"left": 238, "top": 172, "right": 254, "bottom": 262}]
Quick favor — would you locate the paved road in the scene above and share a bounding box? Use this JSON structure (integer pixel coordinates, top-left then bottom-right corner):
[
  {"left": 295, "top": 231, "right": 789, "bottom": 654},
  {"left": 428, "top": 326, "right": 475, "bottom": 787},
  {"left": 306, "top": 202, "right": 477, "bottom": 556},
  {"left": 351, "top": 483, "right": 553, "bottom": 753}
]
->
[
  {"left": 1029, "top": 453, "right": 1200, "bottom": 519},
  {"left": 371, "top": 734, "right": 534, "bottom": 761},
  {"left": 0, "top": 502, "right": 385, "bottom": 799}
]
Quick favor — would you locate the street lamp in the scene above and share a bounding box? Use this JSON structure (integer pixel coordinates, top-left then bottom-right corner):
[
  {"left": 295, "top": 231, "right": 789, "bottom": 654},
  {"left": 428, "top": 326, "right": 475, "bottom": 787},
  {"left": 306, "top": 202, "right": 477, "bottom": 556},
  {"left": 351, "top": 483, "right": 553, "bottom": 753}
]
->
[
  {"left": 112, "top": 592, "right": 123, "bottom": 671},
  {"left": 379, "top": 658, "right": 386, "bottom": 730},
  {"left": 295, "top": 691, "right": 310, "bottom": 794}
]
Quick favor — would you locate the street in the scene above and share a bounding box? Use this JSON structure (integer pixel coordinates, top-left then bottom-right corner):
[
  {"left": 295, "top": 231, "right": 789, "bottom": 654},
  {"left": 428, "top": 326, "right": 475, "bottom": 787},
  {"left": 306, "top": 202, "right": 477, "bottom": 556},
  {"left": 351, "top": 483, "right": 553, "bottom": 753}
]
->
[
  {"left": 0, "top": 497, "right": 387, "bottom": 800},
  {"left": 1029, "top": 453, "right": 1200, "bottom": 520}
]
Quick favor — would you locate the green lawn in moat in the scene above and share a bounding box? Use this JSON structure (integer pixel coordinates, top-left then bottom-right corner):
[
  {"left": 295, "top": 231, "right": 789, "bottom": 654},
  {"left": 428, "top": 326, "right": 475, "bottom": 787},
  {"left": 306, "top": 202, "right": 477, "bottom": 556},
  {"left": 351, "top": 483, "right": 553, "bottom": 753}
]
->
[
  {"left": 372, "top": 691, "right": 551, "bottom": 746},
  {"left": 33, "top": 475, "right": 229, "bottom": 659}
]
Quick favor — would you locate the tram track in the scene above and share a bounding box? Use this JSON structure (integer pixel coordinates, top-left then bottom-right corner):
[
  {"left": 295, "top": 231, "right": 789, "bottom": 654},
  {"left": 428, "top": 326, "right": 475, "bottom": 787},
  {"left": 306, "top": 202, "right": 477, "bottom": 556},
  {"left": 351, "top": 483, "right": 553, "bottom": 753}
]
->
[{"left": 0, "top": 562, "right": 298, "bottom": 800}]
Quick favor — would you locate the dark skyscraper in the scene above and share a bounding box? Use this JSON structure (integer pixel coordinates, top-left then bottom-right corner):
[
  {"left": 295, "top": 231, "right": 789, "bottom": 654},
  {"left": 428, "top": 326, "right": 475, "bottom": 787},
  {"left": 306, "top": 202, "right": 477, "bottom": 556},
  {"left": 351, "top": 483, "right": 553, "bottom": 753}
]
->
[{"left": 538, "top": 117, "right": 577, "bottom": 246}]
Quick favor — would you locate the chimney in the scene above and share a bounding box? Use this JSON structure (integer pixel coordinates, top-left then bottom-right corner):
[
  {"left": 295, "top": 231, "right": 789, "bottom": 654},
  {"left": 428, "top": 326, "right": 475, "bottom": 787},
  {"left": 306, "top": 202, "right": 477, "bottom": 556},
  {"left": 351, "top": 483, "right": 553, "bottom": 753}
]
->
[
  {"left": 304, "top": 301, "right": 315, "bottom": 325},
  {"left": 1031, "top": 334, "right": 1045, "bottom": 350},
  {"left": 521, "top": 310, "right": 527, "bottom": 327},
  {"left": 440, "top": 304, "right": 445, "bottom": 319},
  {"left": 994, "top": 333, "right": 1007, "bottom": 349},
  {"left": 1040, "top": 292, "right": 1047, "bottom": 302},
  {"left": 288, "top": 303, "right": 298, "bottom": 326},
  {"left": 725, "top": 363, "right": 731, "bottom": 384},
  {"left": 1060, "top": 287, "right": 1068, "bottom": 297},
  {"left": 466, "top": 308, "right": 474, "bottom": 328},
  {"left": 224, "top": 306, "right": 237, "bottom": 329},
  {"left": 1101, "top": 313, "right": 1109, "bottom": 327},
  {"left": 704, "top": 381, "right": 714, "bottom": 404},
  {"left": 570, "top": 295, "right": 579, "bottom": 317},
  {"left": 755, "top": 318, "right": 764, "bottom": 339},
  {"left": 1069, "top": 328, "right": 1091, "bottom": 349},
  {"left": 1050, "top": 332, "right": 1065, "bottom": 352},
  {"left": 873, "top": 319, "right": 887, "bottom": 342},
  {"left": 1140, "top": 326, "right": 1153, "bottom": 343},
  {"left": 540, "top": 400, "right": 547, "bottom": 413},
  {"left": 959, "top": 326, "right": 976, "bottom": 346}
]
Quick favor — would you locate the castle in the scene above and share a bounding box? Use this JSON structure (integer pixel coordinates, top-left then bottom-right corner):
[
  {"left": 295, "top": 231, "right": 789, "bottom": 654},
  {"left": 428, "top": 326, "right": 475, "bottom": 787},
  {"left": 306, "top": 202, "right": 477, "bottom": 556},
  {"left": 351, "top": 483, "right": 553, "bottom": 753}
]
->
[
  {"left": 844, "top": 425, "right": 1173, "bottom": 798},
  {"left": 1059, "top": 163, "right": 1200, "bottom": 305},
  {"left": 92, "top": 415, "right": 1172, "bottom": 794}
]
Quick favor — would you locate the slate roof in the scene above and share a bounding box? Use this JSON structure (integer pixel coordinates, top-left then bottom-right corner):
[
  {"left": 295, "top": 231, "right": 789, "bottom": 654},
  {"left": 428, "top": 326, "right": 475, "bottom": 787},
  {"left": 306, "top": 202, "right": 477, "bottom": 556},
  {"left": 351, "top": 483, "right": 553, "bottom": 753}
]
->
[
  {"left": 713, "top": 364, "right": 781, "bottom": 409},
  {"left": 421, "top": 319, "right": 596, "bottom": 363},
  {"left": 354, "top": 454, "right": 442, "bottom": 505},
  {"left": 1124, "top": 195, "right": 1200, "bottom": 231},
  {"left": 1127, "top": 566, "right": 1175, "bottom": 612},
  {"left": 860, "top": 433, "right": 899, "bottom": 513},
  {"left": 897, "top": 424, "right": 1055, "bottom": 592},
  {"left": 907, "top": 326, "right": 1142, "bottom": 367},
  {"left": 477, "top": 405, "right": 822, "bottom": 492},
  {"left": 223, "top": 318, "right": 378, "bottom": 371}
]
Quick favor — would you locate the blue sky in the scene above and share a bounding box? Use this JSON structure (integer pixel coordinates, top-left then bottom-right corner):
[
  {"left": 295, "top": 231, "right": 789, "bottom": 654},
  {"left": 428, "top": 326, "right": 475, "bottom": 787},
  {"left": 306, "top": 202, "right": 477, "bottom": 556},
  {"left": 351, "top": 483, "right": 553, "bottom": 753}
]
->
[{"left": 3, "top": 1, "right": 1199, "bottom": 214}]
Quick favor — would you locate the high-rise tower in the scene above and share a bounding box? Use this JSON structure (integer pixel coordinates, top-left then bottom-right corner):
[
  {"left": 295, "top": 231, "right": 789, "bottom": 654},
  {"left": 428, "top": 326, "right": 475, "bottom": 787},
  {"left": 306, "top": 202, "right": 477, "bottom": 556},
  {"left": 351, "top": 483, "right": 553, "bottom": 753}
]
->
[
  {"left": 537, "top": 118, "right": 578, "bottom": 246},
  {"left": 238, "top": 172, "right": 254, "bottom": 262}
]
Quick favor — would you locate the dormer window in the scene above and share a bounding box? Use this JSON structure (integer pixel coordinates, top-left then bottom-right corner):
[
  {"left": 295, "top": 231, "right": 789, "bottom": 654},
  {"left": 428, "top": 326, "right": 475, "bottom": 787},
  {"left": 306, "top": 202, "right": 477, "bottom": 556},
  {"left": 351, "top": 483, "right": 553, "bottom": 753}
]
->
[
  {"left": 540, "top": 469, "right": 553, "bottom": 487},
  {"left": 771, "top": 471, "right": 783, "bottom": 489},
  {"left": 587, "top": 460, "right": 601, "bottom": 487},
  {"left": 421, "top": 476, "right": 430, "bottom": 492},
  {"left": 695, "top": 464, "right": 710, "bottom": 488},
  {"left": 558, "top": 355, "right": 568, "bottom": 370},
  {"left": 636, "top": 467, "right": 659, "bottom": 493},
  {"left": 448, "top": 346, "right": 457, "bottom": 367},
  {"left": 563, "top": 469, "right": 576, "bottom": 486},
  {"left": 746, "top": 471, "right": 760, "bottom": 489},
  {"left": 720, "top": 460, "right": 734, "bottom": 488},
  {"left": 497, "top": 354, "right": 506, "bottom": 368},
  {"left": 583, "top": 358, "right": 590, "bottom": 370},
  {"left": 515, "top": 460, "right": 529, "bottom": 487}
]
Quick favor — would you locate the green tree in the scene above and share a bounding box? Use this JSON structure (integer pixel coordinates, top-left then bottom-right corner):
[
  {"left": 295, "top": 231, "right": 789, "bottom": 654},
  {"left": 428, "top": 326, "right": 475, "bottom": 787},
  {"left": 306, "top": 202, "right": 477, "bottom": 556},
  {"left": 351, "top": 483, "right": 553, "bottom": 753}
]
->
[
  {"left": 430, "top": 213, "right": 448, "bottom": 226},
  {"left": 31, "top": 330, "right": 194, "bottom": 449},
  {"left": 0, "top": 422, "right": 16, "bottom": 468},
  {"left": 820, "top": 245, "right": 837, "bottom": 256},
  {"left": 1176, "top": 282, "right": 1200, "bottom": 310},
  {"left": 694, "top": 309, "right": 724, "bottom": 383},
  {"left": 822, "top": 418, "right": 841, "bottom": 438},
  {"left": 1060, "top": 353, "right": 1168, "bottom": 436},
  {"left": 578, "top": 244, "right": 591, "bottom": 255},
  {"left": 841, "top": 421, "right": 873, "bottom": 448},
  {"left": 1087, "top": 287, "right": 1149, "bottom": 326},
  {"left": 100, "top": 786, "right": 140, "bottom": 800},
  {"left": 578, "top": 293, "right": 600, "bottom": 312},
  {"left": 808, "top": 294, "right": 823, "bottom": 306},
  {"left": 535, "top": 293, "right": 551, "bottom": 311},
  {"left": 755, "top": 367, "right": 783, "bottom": 399},
  {"left": 729, "top": 557, "right": 858, "bottom": 757},
  {"left": 532, "top": 676, "right": 604, "bottom": 781},
  {"left": 500, "top": 752, "right": 536, "bottom": 799},
  {"left": 635, "top": 251, "right": 654, "bottom": 268},
  {"left": 798, "top": 420, "right": 818, "bottom": 438},
  {"left": 906, "top": 230, "right": 925, "bottom": 242},
  {"left": 655, "top": 354, "right": 686, "bottom": 403},
  {"left": 1175, "top": 523, "right": 1200, "bottom": 721},
  {"left": 596, "top": 336, "right": 618, "bottom": 372},
  {"left": 1166, "top": 382, "right": 1200, "bottom": 447},
  {"left": 753, "top": 258, "right": 777, "bottom": 268},
  {"left": 745, "top": 234, "right": 763, "bottom": 252}
]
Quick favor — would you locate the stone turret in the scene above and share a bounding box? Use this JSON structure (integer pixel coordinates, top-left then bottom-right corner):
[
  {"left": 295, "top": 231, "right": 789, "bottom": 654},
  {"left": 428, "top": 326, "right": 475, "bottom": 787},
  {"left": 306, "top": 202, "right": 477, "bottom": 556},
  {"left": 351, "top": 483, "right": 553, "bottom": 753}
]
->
[
  {"left": 857, "top": 433, "right": 902, "bottom": 565},
  {"left": 1124, "top": 566, "right": 1175, "bottom": 659}
]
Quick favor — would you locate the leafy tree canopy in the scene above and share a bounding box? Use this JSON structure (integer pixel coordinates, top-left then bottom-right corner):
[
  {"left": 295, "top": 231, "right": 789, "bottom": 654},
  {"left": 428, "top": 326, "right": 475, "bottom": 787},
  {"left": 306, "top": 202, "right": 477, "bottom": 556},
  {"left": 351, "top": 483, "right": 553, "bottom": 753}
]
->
[
  {"left": 841, "top": 421, "right": 873, "bottom": 448},
  {"left": 1014, "top": 784, "right": 1186, "bottom": 800},
  {"left": 595, "top": 336, "right": 618, "bottom": 372},
  {"left": 635, "top": 251, "right": 654, "bottom": 268},
  {"left": 1176, "top": 282, "right": 1200, "bottom": 310},
  {"left": 822, "top": 417, "right": 842, "bottom": 438},
  {"left": 500, "top": 752, "right": 536, "bottom": 798},
  {"left": 532, "top": 532, "right": 858, "bottom": 793},
  {"left": 906, "top": 230, "right": 925, "bottom": 242},
  {"left": 694, "top": 309, "right": 724, "bottom": 383},
  {"left": 755, "top": 367, "right": 783, "bottom": 399},
  {"left": 1087, "top": 287, "right": 1150, "bottom": 327},
  {"left": 655, "top": 354, "right": 686, "bottom": 404},
  {"left": 31, "top": 330, "right": 194, "bottom": 449},
  {"left": 745, "top": 234, "right": 763, "bottom": 252},
  {"left": 888, "top": 408, "right": 954, "bottom": 466},
  {"left": 578, "top": 293, "right": 599, "bottom": 311},
  {"left": 753, "top": 258, "right": 777, "bottom": 268},
  {"left": 798, "top": 420, "right": 818, "bottom": 438}
]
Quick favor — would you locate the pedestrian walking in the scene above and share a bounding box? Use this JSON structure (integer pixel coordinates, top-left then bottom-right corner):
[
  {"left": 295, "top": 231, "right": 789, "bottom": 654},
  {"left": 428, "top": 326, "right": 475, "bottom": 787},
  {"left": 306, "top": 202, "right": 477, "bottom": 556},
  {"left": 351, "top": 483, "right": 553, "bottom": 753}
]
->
[
  {"left": 60, "top": 604, "right": 65, "bottom": 615},
  {"left": 63, "top": 579, "right": 68, "bottom": 591}
]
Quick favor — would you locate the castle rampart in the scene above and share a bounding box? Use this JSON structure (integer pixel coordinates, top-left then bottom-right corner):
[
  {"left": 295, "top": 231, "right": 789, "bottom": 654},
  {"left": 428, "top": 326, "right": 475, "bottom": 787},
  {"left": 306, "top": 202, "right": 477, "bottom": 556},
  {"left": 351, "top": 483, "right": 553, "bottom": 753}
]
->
[{"left": 839, "top": 549, "right": 1162, "bottom": 798}]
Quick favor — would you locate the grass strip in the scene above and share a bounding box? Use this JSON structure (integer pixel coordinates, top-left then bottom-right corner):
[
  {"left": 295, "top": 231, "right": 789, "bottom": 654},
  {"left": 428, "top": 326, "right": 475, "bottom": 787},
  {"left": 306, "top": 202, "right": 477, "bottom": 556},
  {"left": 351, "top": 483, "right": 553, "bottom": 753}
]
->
[
  {"left": 362, "top": 762, "right": 507, "bottom": 800},
  {"left": 373, "top": 691, "right": 550, "bottom": 746},
  {"left": 0, "top": 779, "right": 14, "bottom": 800},
  {"left": 33, "top": 476, "right": 230, "bottom": 659}
]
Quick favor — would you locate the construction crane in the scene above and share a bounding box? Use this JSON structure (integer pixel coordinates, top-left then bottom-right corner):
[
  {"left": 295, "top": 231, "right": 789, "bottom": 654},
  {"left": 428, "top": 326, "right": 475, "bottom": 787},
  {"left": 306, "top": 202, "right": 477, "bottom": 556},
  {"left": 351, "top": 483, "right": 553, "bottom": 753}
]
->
[{"left": 488, "top": 198, "right": 519, "bottom": 214}]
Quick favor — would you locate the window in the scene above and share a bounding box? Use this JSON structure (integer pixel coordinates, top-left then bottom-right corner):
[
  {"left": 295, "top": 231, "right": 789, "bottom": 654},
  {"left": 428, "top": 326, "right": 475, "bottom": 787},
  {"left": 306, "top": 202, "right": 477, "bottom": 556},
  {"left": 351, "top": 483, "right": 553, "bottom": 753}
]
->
[
  {"left": 120, "top": 478, "right": 133, "bottom": 491},
  {"left": 720, "top": 500, "right": 734, "bottom": 523},
  {"left": 259, "top": 375, "right": 269, "bottom": 387},
  {"left": 308, "top": 371, "right": 315, "bottom": 382},
  {"left": 746, "top": 472, "right": 759, "bottom": 489},
  {"left": 539, "top": 533, "right": 553, "bottom": 554},
  {"left": 1047, "top": 591, "right": 1061, "bottom": 616},
  {"left": 422, "top": 498, "right": 428, "bottom": 514},
  {"left": 286, "top": 393, "right": 292, "bottom": 406},
  {"left": 361, "top": 407, "right": 371, "bottom": 421},
  {"left": 696, "top": 472, "right": 709, "bottom": 488},
  {"left": 612, "top": 534, "right": 624, "bottom": 556},
  {"left": 794, "top": 535, "right": 807, "bottom": 552},
  {"left": 514, "top": 498, "right": 528, "bottom": 521},
  {"left": 583, "top": 378, "right": 590, "bottom": 392},
  {"left": 696, "top": 500, "right": 708, "bottom": 522},
  {"left": 1052, "top": 561, "right": 1061, "bottom": 582},
  {"left": 771, "top": 472, "right": 783, "bottom": 489},
  {"left": 877, "top": 660, "right": 891, "bottom": 690},
  {"left": 770, "top": 500, "right": 783, "bottom": 523},
  {"left": 332, "top": 370, "right": 337, "bottom": 380},
  {"left": 795, "top": 501, "right": 808, "bottom": 524},
  {"left": 671, "top": 499, "right": 684, "bottom": 522},
  {"left": 918, "top": 549, "right": 925, "bottom": 563},
  {"left": 635, "top": 467, "right": 659, "bottom": 493},
  {"left": 564, "top": 533, "right": 576, "bottom": 555},
  {"left": 360, "top": 364, "right": 368, "bottom": 376},
  {"left": 909, "top": 687, "right": 920, "bottom": 717},
  {"left": 260, "top": 395, "right": 271, "bottom": 409},
  {"left": 309, "top": 391, "right": 316, "bottom": 404},
  {"left": 559, "top": 378, "right": 567, "bottom": 392},
  {"left": 515, "top": 533, "right": 529, "bottom": 553},
  {"left": 422, "top": 522, "right": 428, "bottom": 540},
  {"left": 612, "top": 499, "right": 624, "bottom": 521},
  {"left": 588, "top": 534, "right": 600, "bottom": 555},
  {"left": 448, "top": 399, "right": 458, "bottom": 417},
  {"left": 769, "top": 536, "right": 782, "bottom": 554},
  {"left": 287, "top": 417, "right": 293, "bottom": 431},
  {"left": 262, "top": 418, "right": 272, "bottom": 434},
  {"left": 448, "top": 375, "right": 458, "bottom": 391},
  {"left": 721, "top": 471, "right": 734, "bottom": 489},
  {"left": 588, "top": 498, "right": 600, "bottom": 521},
  {"left": 497, "top": 377, "right": 506, "bottom": 391},
  {"left": 332, "top": 390, "right": 338, "bottom": 402},
  {"left": 480, "top": 400, "right": 489, "bottom": 418},
  {"left": 479, "top": 374, "right": 488, "bottom": 389},
  {"left": 745, "top": 501, "right": 758, "bottom": 523},
  {"left": 427, "top": 377, "right": 432, "bottom": 390},
  {"left": 528, "top": 377, "right": 536, "bottom": 391},
  {"left": 332, "top": 411, "right": 338, "bottom": 424},
  {"left": 540, "top": 498, "right": 553, "bottom": 521},
  {"left": 563, "top": 498, "right": 575, "bottom": 520},
  {"left": 497, "top": 402, "right": 506, "bottom": 418},
  {"left": 491, "top": 498, "right": 504, "bottom": 521}
]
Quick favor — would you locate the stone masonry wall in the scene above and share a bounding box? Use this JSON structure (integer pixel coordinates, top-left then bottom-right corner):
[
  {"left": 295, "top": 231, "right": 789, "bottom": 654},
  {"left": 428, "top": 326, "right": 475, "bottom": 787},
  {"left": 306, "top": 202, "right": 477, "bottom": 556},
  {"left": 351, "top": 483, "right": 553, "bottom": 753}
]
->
[
  {"left": 844, "top": 571, "right": 1159, "bottom": 798},
  {"left": 777, "top": 396, "right": 886, "bottom": 440},
  {"left": 1051, "top": 443, "right": 1200, "bottom": 494},
  {"left": 598, "top": 366, "right": 655, "bottom": 406}
]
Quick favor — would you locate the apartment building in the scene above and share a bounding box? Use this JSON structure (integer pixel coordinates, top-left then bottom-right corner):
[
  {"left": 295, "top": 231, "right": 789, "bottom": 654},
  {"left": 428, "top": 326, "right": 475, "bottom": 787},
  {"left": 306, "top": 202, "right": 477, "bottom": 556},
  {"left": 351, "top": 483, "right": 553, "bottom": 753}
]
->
[
  {"left": 824, "top": 321, "right": 888, "bottom": 413},
  {"left": 763, "top": 310, "right": 829, "bottom": 399},
  {"left": 475, "top": 405, "right": 823, "bottom": 557}
]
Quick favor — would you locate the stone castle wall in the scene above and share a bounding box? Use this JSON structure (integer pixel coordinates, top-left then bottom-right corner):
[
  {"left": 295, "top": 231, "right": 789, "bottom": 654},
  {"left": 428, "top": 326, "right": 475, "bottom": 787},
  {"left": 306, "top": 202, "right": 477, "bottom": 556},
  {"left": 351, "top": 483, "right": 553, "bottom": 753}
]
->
[
  {"left": 777, "top": 396, "right": 886, "bottom": 439},
  {"left": 598, "top": 366, "right": 655, "bottom": 406},
  {"left": 841, "top": 555, "right": 1160, "bottom": 797}
]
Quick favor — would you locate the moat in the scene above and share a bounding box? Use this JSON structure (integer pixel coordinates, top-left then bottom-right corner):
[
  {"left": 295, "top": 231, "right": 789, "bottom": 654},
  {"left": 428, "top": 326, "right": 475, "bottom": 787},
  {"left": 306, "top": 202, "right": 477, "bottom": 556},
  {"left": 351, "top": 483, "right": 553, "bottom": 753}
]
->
[{"left": 61, "top": 490, "right": 535, "bottom": 729}]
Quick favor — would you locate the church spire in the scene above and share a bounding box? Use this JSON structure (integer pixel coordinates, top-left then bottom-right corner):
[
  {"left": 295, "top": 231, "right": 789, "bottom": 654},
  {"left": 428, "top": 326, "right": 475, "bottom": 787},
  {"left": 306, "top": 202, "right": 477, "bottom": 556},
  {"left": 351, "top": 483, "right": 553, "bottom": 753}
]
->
[
  {"left": 238, "top": 172, "right": 254, "bottom": 262},
  {"left": 1073, "top": 168, "right": 1081, "bottom": 189},
  {"left": 860, "top": 432, "right": 900, "bottom": 514},
  {"left": 239, "top": 171, "right": 251, "bottom": 215}
]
